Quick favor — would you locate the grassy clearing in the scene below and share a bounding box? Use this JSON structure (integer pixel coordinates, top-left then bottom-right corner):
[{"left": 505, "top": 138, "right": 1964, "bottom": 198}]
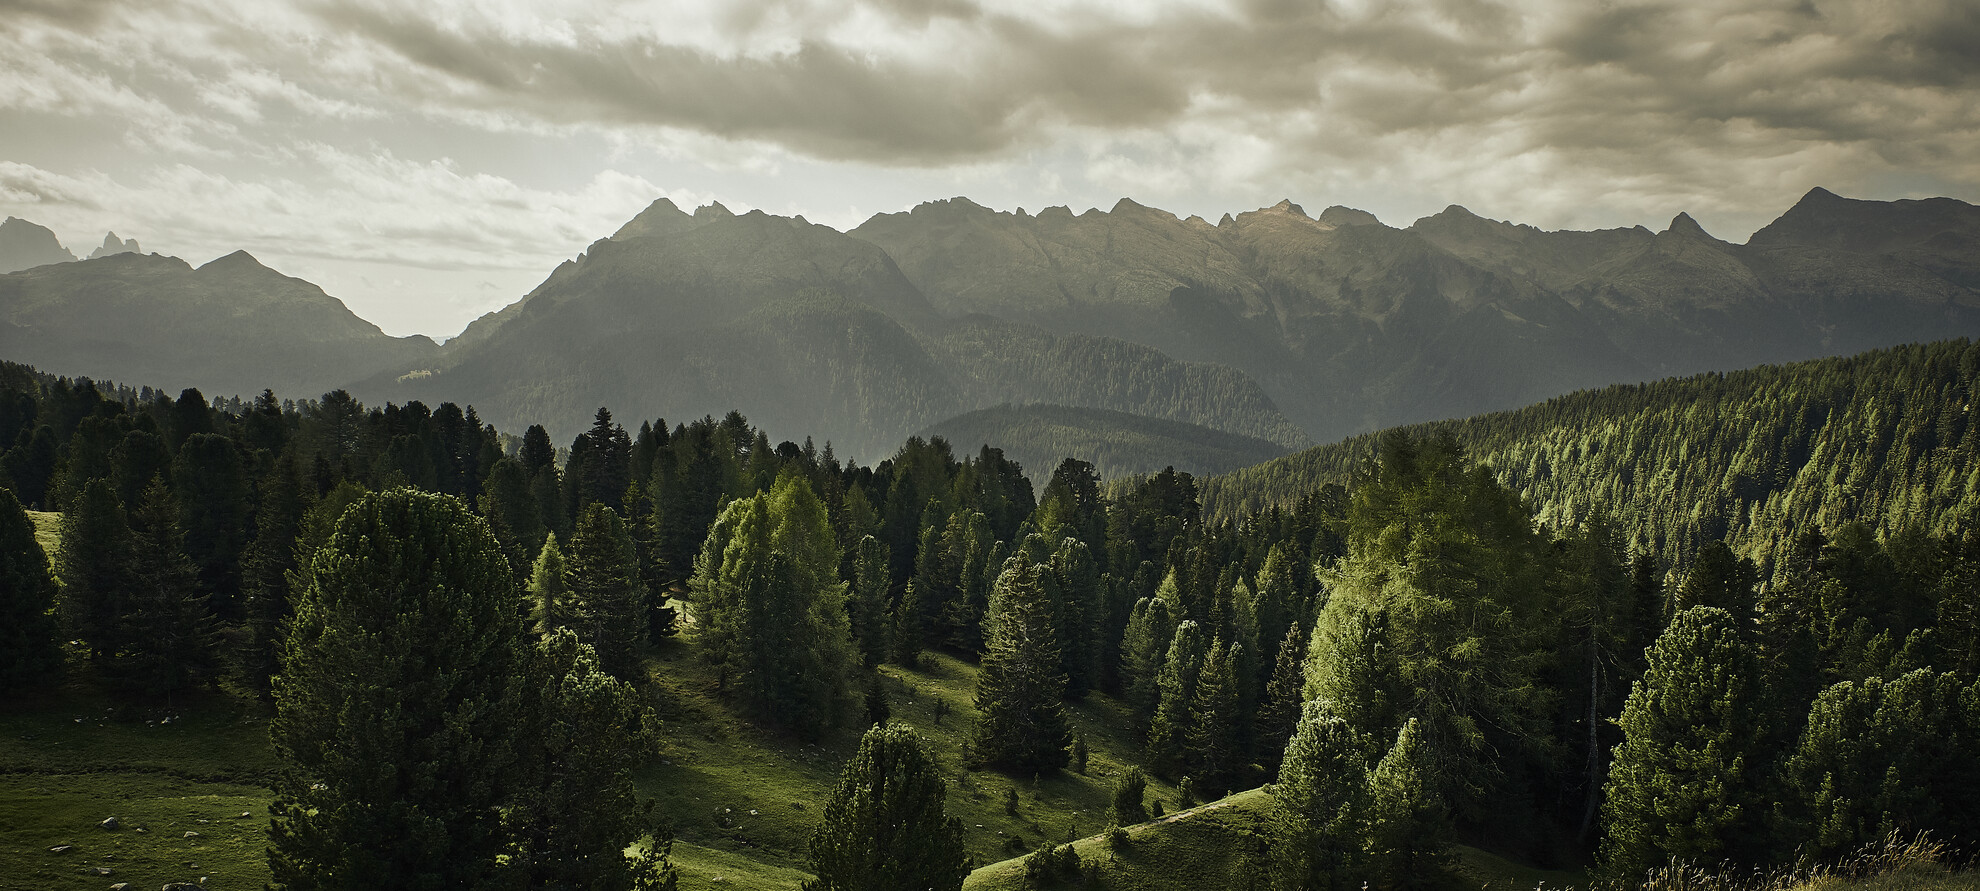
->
[
  {"left": 635, "top": 638, "right": 1179, "bottom": 877},
  {"left": 26, "top": 509, "right": 58, "bottom": 565},
  {"left": 0, "top": 665, "right": 277, "bottom": 891}
]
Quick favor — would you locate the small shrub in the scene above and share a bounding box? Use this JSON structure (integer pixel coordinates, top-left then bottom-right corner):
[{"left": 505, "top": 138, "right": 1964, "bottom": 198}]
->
[
  {"left": 1178, "top": 776, "right": 1196, "bottom": 809},
  {"left": 1070, "top": 731, "right": 1088, "bottom": 774},
  {"left": 1006, "top": 787, "right": 1021, "bottom": 815},
  {"left": 1151, "top": 799, "right": 1164, "bottom": 819},
  {"left": 1106, "top": 826, "right": 1130, "bottom": 850},
  {"left": 1024, "top": 842, "right": 1083, "bottom": 888}
]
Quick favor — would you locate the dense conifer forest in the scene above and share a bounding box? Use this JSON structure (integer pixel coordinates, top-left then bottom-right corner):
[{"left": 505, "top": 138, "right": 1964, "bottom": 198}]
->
[{"left": 1, "top": 343, "right": 1976, "bottom": 890}]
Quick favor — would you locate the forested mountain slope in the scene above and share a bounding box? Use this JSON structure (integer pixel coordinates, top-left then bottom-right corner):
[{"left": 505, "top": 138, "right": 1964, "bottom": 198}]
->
[
  {"left": 0, "top": 250, "right": 435, "bottom": 400},
  {"left": 920, "top": 403, "right": 1290, "bottom": 485},
  {"left": 1202, "top": 338, "right": 1980, "bottom": 576}
]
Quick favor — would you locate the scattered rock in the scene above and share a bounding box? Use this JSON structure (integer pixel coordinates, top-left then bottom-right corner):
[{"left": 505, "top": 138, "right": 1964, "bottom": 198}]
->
[
  {"left": 237, "top": 811, "right": 252, "bottom": 818},
  {"left": 183, "top": 831, "right": 200, "bottom": 838},
  {"left": 50, "top": 844, "right": 74, "bottom": 854},
  {"left": 101, "top": 816, "right": 121, "bottom": 830},
  {"left": 111, "top": 884, "right": 129, "bottom": 890},
  {"left": 163, "top": 883, "right": 201, "bottom": 891},
  {"left": 86, "top": 866, "right": 114, "bottom": 876}
]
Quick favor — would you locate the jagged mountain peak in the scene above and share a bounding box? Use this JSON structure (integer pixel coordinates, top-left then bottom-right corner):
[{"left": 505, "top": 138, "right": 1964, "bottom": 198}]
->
[
  {"left": 693, "top": 202, "right": 735, "bottom": 221},
  {"left": 1659, "top": 212, "right": 1715, "bottom": 241},
  {"left": 0, "top": 216, "right": 77, "bottom": 273},
  {"left": 90, "top": 231, "right": 141, "bottom": 259}
]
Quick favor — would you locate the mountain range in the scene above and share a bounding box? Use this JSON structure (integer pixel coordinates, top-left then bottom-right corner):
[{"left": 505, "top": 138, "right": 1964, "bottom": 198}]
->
[{"left": 3, "top": 187, "right": 1976, "bottom": 466}]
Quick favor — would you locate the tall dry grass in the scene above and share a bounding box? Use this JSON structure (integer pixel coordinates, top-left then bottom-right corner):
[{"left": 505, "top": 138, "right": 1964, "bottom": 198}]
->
[{"left": 1615, "top": 833, "right": 1967, "bottom": 891}]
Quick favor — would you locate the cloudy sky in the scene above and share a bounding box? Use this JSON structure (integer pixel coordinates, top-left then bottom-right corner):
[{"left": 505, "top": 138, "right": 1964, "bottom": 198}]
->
[{"left": 3, "top": 0, "right": 1976, "bottom": 337}]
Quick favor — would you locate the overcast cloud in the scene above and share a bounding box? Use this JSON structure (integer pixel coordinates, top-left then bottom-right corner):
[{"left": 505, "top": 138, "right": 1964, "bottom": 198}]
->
[{"left": 2, "top": 0, "right": 1976, "bottom": 336}]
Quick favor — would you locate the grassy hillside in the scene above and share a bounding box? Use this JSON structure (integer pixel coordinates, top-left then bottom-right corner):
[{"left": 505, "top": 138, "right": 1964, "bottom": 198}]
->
[
  {"left": 921, "top": 403, "right": 1291, "bottom": 485},
  {"left": 963, "top": 786, "right": 1590, "bottom": 891},
  {"left": 0, "top": 626, "right": 1184, "bottom": 891}
]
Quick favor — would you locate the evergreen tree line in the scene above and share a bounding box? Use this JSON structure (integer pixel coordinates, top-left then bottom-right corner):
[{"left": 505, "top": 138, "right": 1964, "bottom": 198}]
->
[{"left": 1202, "top": 338, "right": 1980, "bottom": 582}]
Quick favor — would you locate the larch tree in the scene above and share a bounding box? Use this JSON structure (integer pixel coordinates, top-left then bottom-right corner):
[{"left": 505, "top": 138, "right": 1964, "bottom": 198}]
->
[
  {"left": 530, "top": 534, "right": 572, "bottom": 634},
  {"left": 804, "top": 723, "right": 969, "bottom": 891},
  {"left": 689, "top": 470, "right": 855, "bottom": 737},
  {"left": 241, "top": 455, "right": 310, "bottom": 698},
  {"left": 1257, "top": 620, "right": 1309, "bottom": 770},
  {"left": 1146, "top": 621, "right": 1208, "bottom": 775}
]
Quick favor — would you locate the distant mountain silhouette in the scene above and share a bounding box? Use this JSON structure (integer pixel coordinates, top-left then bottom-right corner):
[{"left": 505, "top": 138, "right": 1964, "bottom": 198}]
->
[
  {"left": 0, "top": 218, "right": 76, "bottom": 273},
  {"left": 0, "top": 250, "right": 435, "bottom": 400},
  {"left": 88, "top": 232, "right": 141, "bottom": 259},
  {"left": 9, "top": 187, "right": 1975, "bottom": 476}
]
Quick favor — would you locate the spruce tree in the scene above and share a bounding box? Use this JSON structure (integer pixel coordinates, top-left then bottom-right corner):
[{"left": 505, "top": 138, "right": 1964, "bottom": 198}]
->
[
  {"left": 564, "top": 503, "right": 648, "bottom": 679},
  {"left": 1120, "top": 595, "right": 1176, "bottom": 731},
  {"left": 1186, "top": 638, "right": 1243, "bottom": 796},
  {"left": 1367, "top": 719, "right": 1451, "bottom": 890},
  {"left": 1146, "top": 621, "right": 1207, "bottom": 774},
  {"left": 1273, "top": 699, "right": 1370, "bottom": 891},
  {"left": 114, "top": 477, "right": 219, "bottom": 698},
  {"left": 172, "top": 432, "right": 249, "bottom": 617},
  {"left": 1600, "top": 606, "right": 1767, "bottom": 881},
  {"left": 805, "top": 723, "right": 969, "bottom": 891},
  {"left": 1258, "top": 620, "right": 1309, "bottom": 770},
  {"left": 0, "top": 485, "right": 61, "bottom": 690},
  {"left": 242, "top": 455, "right": 309, "bottom": 697},
  {"left": 970, "top": 552, "right": 1072, "bottom": 772},
  {"left": 269, "top": 488, "right": 531, "bottom": 891},
  {"left": 57, "top": 478, "right": 134, "bottom": 664}
]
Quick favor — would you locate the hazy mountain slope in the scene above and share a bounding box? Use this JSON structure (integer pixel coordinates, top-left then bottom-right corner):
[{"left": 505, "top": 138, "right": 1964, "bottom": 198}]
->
[
  {"left": 381, "top": 199, "right": 1307, "bottom": 456},
  {"left": 0, "top": 250, "right": 435, "bottom": 400},
  {"left": 1201, "top": 339, "right": 1980, "bottom": 579},
  {"left": 0, "top": 218, "right": 75, "bottom": 273},
  {"left": 921, "top": 403, "right": 1290, "bottom": 484},
  {"left": 859, "top": 189, "right": 1980, "bottom": 444}
]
